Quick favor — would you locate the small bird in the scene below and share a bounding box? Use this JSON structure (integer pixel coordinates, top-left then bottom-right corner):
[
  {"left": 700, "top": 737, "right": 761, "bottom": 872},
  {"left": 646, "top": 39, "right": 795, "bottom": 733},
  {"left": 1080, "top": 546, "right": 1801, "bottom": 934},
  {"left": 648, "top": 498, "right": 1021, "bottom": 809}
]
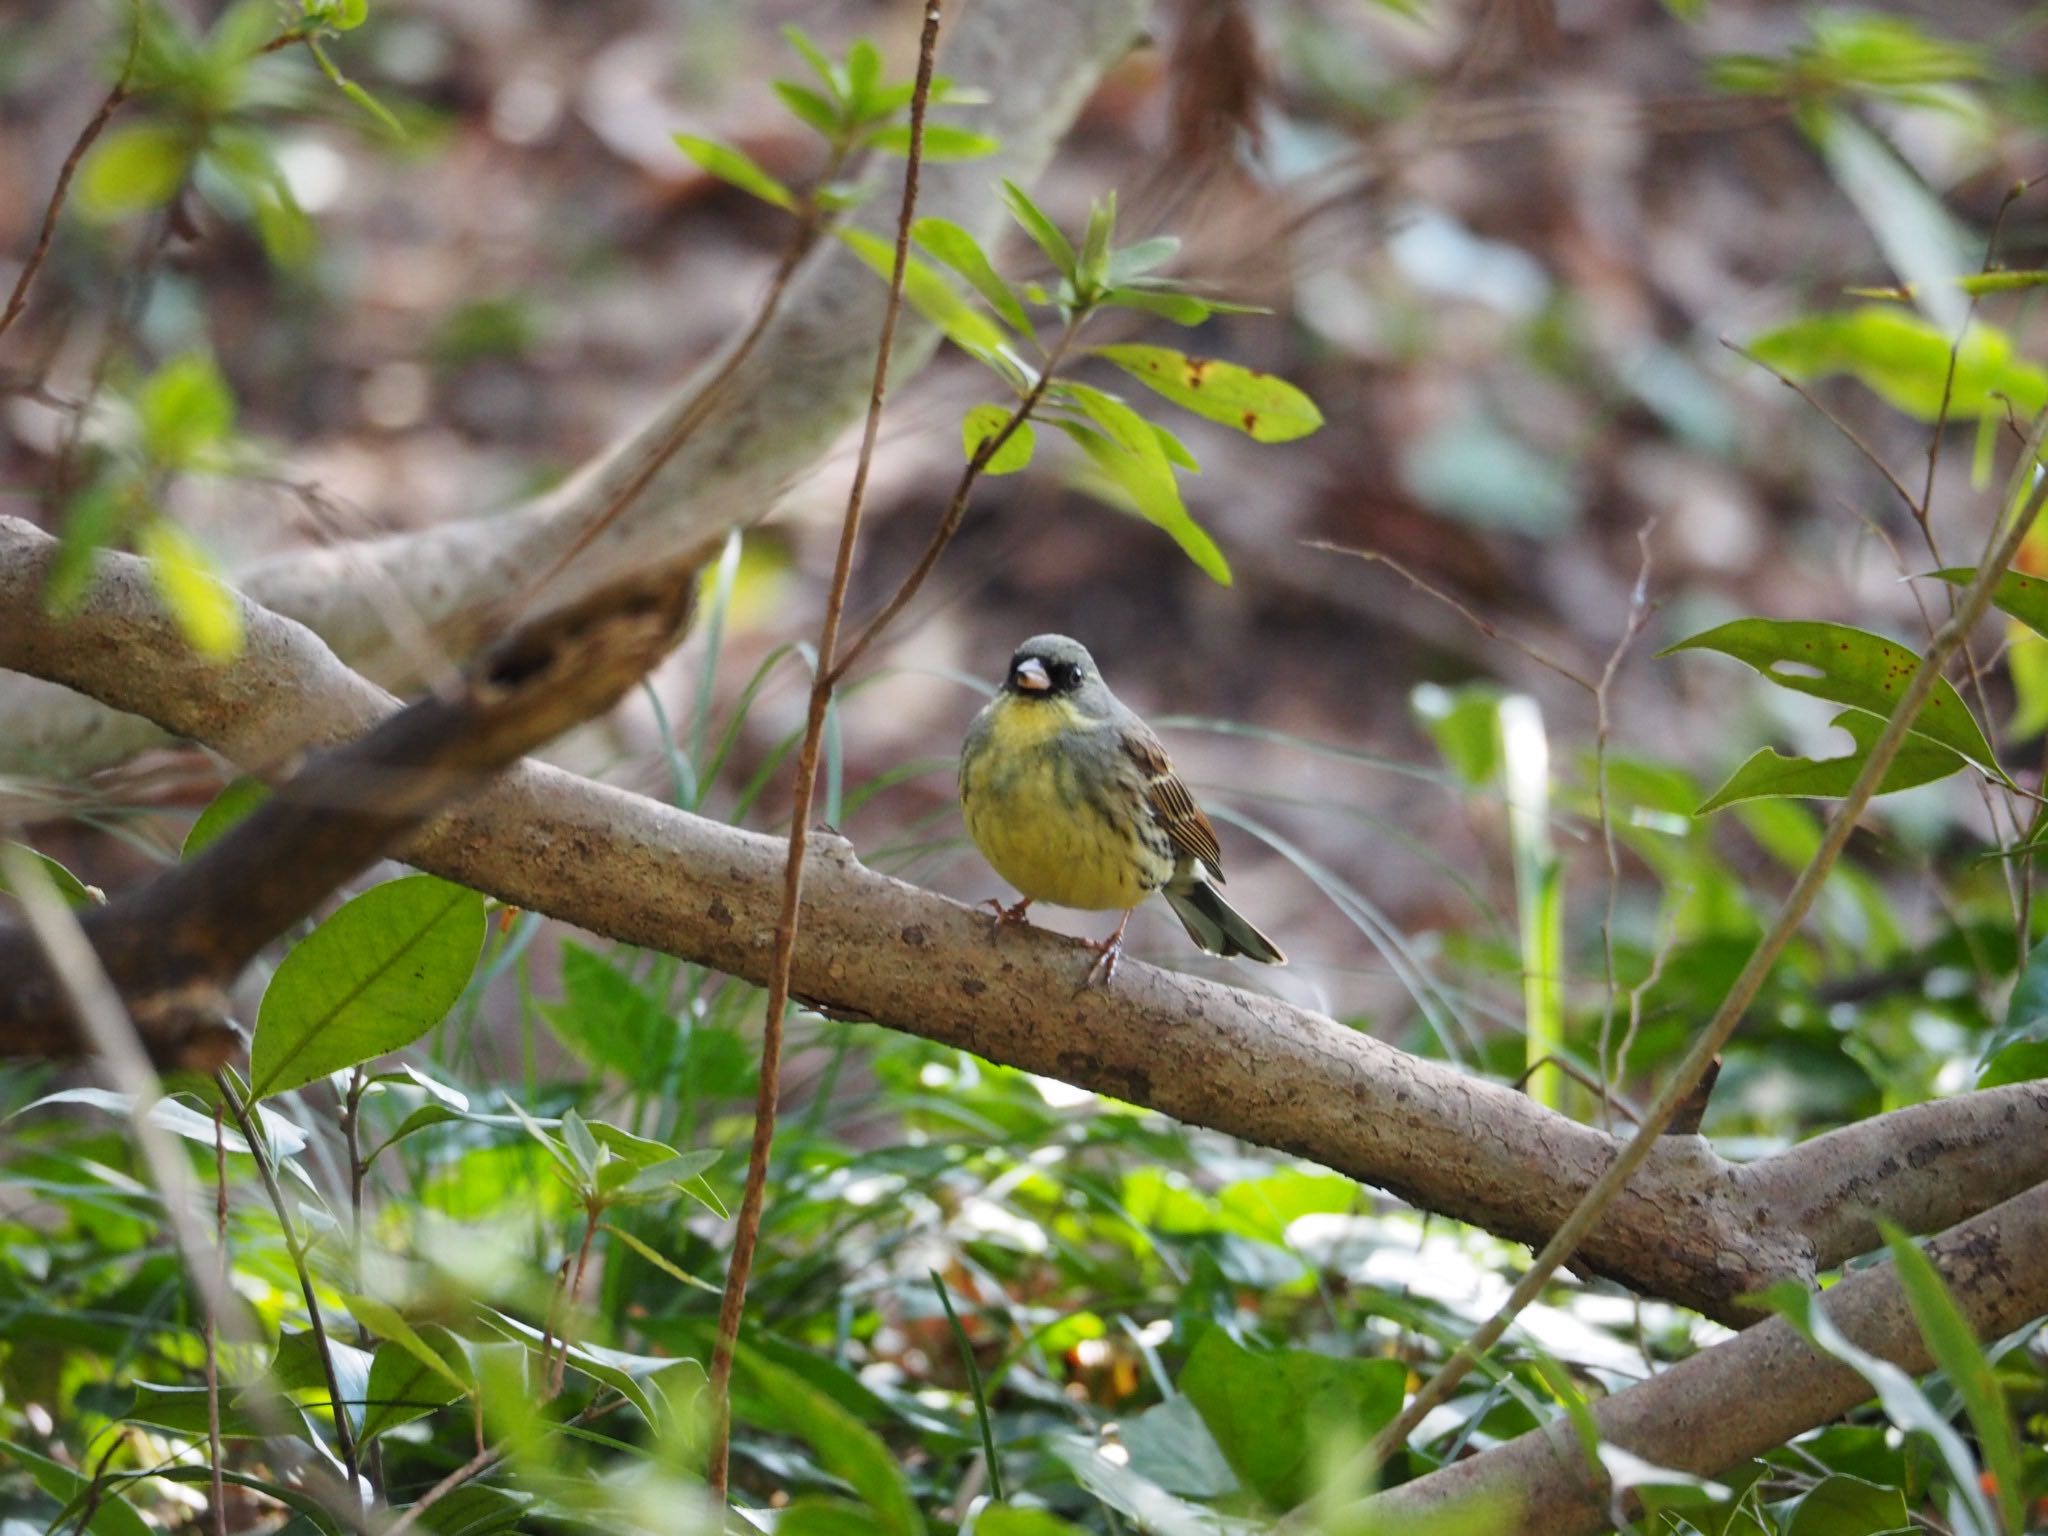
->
[{"left": 959, "top": 634, "right": 1285, "bottom": 980}]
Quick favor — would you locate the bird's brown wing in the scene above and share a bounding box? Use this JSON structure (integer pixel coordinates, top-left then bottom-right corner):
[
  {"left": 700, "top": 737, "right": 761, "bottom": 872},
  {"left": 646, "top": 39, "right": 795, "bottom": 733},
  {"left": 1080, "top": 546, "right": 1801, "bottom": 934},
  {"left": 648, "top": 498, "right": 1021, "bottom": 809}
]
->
[{"left": 1123, "top": 726, "right": 1225, "bottom": 878}]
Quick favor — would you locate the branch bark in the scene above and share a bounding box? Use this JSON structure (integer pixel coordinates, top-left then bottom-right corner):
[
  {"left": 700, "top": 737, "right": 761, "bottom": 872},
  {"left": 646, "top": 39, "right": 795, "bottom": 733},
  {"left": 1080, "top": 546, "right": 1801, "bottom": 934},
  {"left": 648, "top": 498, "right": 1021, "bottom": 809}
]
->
[
  {"left": 0, "top": 0, "right": 1145, "bottom": 778},
  {"left": 1359, "top": 1177, "right": 2048, "bottom": 1536},
  {"left": 6, "top": 514, "right": 2047, "bottom": 1322}
]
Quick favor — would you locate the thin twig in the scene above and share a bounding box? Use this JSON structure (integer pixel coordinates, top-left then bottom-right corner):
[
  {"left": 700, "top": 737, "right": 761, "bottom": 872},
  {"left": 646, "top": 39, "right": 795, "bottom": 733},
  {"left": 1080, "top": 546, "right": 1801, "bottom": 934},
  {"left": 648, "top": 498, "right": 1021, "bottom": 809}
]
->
[
  {"left": 381, "top": 1450, "right": 494, "bottom": 1536},
  {"left": 208, "top": 1107, "right": 228, "bottom": 1536},
  {"left": 1722, "top": 338, "right": 1922, "bottom": 522},
  {"left": 1305, "top": 541, "right": 1600, "bottom": 694},
  {"left": 217, "top": 1068, "right": 364, "bottom": 1502},
  {"left": 1595, "top": 522, "right": 1657, "bottom": 1131},
  {"left": 705, "top": 0, "right": 947, "bottom": 1500},
  {"left": 1283, "top": 414, "right": 2048, "bottom": 1527},
  {"left": 0, "top": 6, "right": 141, "bottom": 344}
]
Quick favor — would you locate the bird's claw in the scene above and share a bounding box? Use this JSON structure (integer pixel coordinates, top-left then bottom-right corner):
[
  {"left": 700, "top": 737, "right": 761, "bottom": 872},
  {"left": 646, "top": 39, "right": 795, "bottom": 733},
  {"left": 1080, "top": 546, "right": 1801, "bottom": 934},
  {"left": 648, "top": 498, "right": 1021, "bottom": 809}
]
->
[
  {"left": 1079, "top": 935, "right": 1125, "bottom": 989},
  {"left": 981, "top": 896, "right": 1033, "bottom": 936}
]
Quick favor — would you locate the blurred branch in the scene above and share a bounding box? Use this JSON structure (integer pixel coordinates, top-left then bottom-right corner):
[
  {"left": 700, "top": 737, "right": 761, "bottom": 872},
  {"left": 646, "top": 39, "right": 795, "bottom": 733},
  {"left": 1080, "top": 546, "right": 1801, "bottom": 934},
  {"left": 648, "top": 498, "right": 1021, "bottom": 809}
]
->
[
  {"left": 6, "top": 515, "right": 2048, "bottom": 1326},
  {"left": 0, "top": 0, "right": 1146, "bottom": 778},
  {"left": 1358, "top": 1177, "right": 2048, "bottom": 1536},
  {"left": 0, "top": 520, "right": 700, "bottom": 1065}
]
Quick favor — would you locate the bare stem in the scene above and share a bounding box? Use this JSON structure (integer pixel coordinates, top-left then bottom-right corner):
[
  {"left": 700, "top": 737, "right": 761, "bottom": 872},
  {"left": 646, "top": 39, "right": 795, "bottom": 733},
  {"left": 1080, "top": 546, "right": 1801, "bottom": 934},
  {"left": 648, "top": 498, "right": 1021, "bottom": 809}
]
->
[{"left": 704, "top": 0, "right": 948, "bottom": 1500}]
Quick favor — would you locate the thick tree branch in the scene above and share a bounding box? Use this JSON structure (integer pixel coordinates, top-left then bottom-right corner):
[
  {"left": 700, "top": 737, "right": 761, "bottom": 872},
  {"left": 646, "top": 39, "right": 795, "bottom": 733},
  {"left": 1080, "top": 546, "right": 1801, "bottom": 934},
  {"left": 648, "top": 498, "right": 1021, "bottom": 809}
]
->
[
  {"left": 0, "top": 0, "right": 1145, "bottom": 778},
  {"left": 1359, "top": 1177, "right": 2048, "bottom": 1536},
  {"left": 6, "top": 515, "right": 2047, "bottom": 1320},
  {"left": 0, "top": 539, "right": 701, "bottom": 1065}
]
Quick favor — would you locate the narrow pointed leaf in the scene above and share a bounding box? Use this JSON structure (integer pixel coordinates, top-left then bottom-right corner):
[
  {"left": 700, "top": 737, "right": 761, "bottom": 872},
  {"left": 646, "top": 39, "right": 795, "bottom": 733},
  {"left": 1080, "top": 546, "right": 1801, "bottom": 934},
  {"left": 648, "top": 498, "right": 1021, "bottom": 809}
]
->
[
  {"left": 1054, "top": 407, "right": 1230, "bottom": 585},
  {"left": 1002, "top": 179, "right": 1076, "bottom": 281},
  {"left": 867, "top": 123, "right": 999, "bottom": 160},
  {"left": 1093, "top": 344, "right": 1324, "bottom": 442},
  {"left": 1926, "top": 565, "right": 2048, "bottom": 642},
  {"left": 835, "top": 226, "right": 1008, "bottom": 358},
  {"left": 913, "top": 216, "right": 1032, "bottom": 333},
  {"left": 773, "top": 80, "right": 843, "bottom": 137},
  {"left": 673, "top": 134, "right": 797, "bottom": 211}
]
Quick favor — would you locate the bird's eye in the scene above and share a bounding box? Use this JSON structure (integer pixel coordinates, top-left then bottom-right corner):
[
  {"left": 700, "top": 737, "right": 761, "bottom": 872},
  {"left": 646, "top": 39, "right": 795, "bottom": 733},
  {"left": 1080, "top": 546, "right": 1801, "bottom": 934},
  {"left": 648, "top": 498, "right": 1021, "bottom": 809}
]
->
[{"left": 1053, "top": 663, "right": 1078, "bottom": 689}]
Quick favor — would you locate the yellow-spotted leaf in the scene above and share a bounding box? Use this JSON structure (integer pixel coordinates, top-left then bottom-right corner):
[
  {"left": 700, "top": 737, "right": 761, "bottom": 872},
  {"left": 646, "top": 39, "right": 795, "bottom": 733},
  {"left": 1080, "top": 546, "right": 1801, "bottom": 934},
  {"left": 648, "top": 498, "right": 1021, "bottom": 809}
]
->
[
  {"left": 137, "top": 519, "right": 243, "bottom": 661},
  {"left": 1695, "top": 709, "right": 1965, "bottom": 814},
  {"left": 1093, "top": 344, "right": 1324, "bottom": 442},
  {"left": 673, "top": 134, "right": 797, "bottom": 211},
  {"left": 1660, "top": 619, "right": 2005, "bottom": 780},
  {"left": 961, "top": 404, "right": 1033, "bottom": 474}
]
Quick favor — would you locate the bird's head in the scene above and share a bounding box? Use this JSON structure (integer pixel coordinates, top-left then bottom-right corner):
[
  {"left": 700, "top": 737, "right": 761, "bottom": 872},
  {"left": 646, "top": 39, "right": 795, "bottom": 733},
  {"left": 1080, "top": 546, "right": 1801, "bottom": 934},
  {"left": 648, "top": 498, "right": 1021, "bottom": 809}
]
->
[{"left": 1003, "top": 634, "right": 1101, "bottom": 703}]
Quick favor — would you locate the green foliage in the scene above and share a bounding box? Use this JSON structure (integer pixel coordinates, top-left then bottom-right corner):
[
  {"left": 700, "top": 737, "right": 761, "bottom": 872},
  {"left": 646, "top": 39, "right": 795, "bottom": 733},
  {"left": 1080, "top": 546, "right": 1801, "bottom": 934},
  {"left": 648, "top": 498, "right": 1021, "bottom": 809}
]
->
[{"left": 1747, "top": 308, "right": 2047, "bottom": 421}]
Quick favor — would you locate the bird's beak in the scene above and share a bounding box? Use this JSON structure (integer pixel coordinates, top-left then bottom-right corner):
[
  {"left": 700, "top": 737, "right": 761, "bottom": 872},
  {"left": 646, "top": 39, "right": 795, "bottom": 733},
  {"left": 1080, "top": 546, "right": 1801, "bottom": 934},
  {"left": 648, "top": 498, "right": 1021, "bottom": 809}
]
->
[{"left": 1013, "top": 657, "right": 1051, "bottom": 693}]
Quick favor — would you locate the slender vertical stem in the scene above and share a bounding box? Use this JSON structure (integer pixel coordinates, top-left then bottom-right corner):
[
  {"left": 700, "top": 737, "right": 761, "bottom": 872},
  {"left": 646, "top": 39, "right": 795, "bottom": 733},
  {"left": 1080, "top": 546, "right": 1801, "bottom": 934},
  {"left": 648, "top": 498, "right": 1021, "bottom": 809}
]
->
[{"left": 208, "top": 1108, "right": 228, "bottom": 1536}]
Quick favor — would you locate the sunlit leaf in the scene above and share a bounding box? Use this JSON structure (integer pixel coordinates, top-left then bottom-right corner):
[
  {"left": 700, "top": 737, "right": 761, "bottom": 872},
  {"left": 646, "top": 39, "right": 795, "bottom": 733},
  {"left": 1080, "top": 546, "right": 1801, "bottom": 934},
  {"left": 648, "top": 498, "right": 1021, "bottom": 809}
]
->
[
  {"left": 913, "top": 216, "right": 1032, "bottom": 333},
  {"left": 673, "top": 134, "right": 798, "bottom": 211},
  {"left": 139, "top": 352, "right": 235, "bottom": 467},
  {"left": 1054, "top": 386, "right": 1230, "bottom": 583},
  {"left": 1093, "top": 344, "right": 1324, "bottom": 442},
  {"left": 1694, "top": 708, "right": 1965, "bottom": 814},
  {"left": 1002, "top": 179, "right": 1076, "bottom": 282},
  {"left": 836, "top": 226, "right": 1009, "bottom": 360},
  {"left": 1746, "top": 307, "right": 2048, "bottom": 421},
  {"left": 961, "top": 404, "right": 1034, "bottom": 474},
  {"left": 774, "top": 80, "right": 842, "bottom": 137},
  {"left": 1925, "top": 565, "right": 2048, "bottom": 642},
  {"left": 138, "top": 518, "right": 244, "bottom": 661},
  {"left": 250, "top": 874, "right": 487, "bottom": 1098},
  {"left": 80, "top": 121, "right": 192, "bottom": 217},
  {"left": 1659, "top": 618, "right": 2004, "bottom": 778},
  {"left": 867, "top": 123, "right": 999, "bottom": 160}
]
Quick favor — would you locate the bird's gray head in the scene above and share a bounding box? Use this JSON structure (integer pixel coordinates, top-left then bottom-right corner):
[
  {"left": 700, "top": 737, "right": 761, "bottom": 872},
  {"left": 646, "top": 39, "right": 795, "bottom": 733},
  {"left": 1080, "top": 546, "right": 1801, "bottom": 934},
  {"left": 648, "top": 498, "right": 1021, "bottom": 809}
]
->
[{"left": 1003, "top": 634, "right": 1102, "bottom": 701}]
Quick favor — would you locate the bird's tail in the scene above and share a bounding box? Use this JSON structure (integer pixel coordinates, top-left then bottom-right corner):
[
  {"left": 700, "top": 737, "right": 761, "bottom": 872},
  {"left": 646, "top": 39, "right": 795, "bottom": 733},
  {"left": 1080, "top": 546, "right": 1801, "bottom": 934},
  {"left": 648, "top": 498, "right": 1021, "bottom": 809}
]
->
[{"left": 1164, "top": 880, "right": 1286, "bottom": 965}]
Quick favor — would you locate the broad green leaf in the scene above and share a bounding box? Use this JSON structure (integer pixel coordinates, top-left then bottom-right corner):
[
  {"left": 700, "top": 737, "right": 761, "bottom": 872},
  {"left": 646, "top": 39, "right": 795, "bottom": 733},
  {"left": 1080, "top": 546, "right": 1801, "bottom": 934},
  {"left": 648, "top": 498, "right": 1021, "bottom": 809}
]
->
[
  {"left": 1926, "top": 565, "right": 2048, "bottom": 642},
  {"left": 1879, "top": 1221, "right": 2024, "bottom": 1533},
  {"left": 962, "top": 404, "right": 1034, "bottom": 475},
  {"left": 80, "top": 121, "right": 192, "bottom": 217},
  {"left": 1747, "top": 307, "right": 2048, "bottom": 421},
  {"left": 1048, "top": 1433, "right": 1233, "bottom": 1536},
  {"left": 1, "top": 1437, "right": 153, "bottom": 1536},
  {"left": 867, "top": 123, "right": 999, "bottom": 160},
  {"left": 250, "top": 874, "right": 486, "bottom": 1098},
  {"left": 1119, "top": 1395, "right": 1240, "bottom": 1498},
  {"left": 272, "top": 1327, "right": 373, "bottom": 1433},
  {"left": 1659, "top": 619, "right": 2003, "bottom": 778},
  {"left": 123, "top": 1380, "right": 277, "bottom": 1439},
  {"left": 913, "top": 216, "right": 1032, "bottom": 333},
  {"left": 1179, "top": 1326, "right": 1404, "bottom": 1508},
  {"left": 543, "top": 941, "right": 671, "bottom": 1088},
  {"left": 1056, "top": 415, "right": 1230, "bottom": 584},
  {"left": 1092, "top": 344, "right": 1324, "bottom": 442},
  {"left": 836, "top": 226, "right": 1009, "bottom": 360},
  {"left": 1753, "top": 1280, "right": 2000, "bottom": 1536},
  {"left": 1980, "top": 935, "right": 2048, "bottom": 1087},
  {"left": 345, "top": 1295, "right": 476, "bottom": 1399},
  {"left": 0, "top": 843, "right": 95, "bottom": 907},
  {"left": 360, "top": 1330, "right": 470, "bottom": 1442},
  {"left": 739, "top": 1348, "right": 926, "bottom": 1535},
  {"left": 1695, "top": 708, "right": 1964, "bottom": 814},
  {"left": 1782, "top": 1474, "right": 1912, "bottom": 1536},
  {"left": 672, "top": 134, "right": 797, "bottom": 211},
  {"left": 1002, "top": 179, "right": 1076, "bottom": 282},
  {"left": 975, "top": 1512, "right": 1090, "bottom": 1536},
  {"left": 138, "top": 518, "right": 243, "bottom": 660},
  {"left": 140, "top": 353, "right": 235, "bottom": 467},
  {"left": 183, "top": 774, "right": 271, "bottom": 858}
]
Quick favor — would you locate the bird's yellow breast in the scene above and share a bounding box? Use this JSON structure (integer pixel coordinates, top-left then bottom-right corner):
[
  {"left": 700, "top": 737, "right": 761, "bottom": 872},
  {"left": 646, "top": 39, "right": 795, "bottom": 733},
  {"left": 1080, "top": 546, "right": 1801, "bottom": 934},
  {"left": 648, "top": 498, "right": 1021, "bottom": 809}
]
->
[{"left": 961, "top": 697, "right": 1163, "bottom": 911}]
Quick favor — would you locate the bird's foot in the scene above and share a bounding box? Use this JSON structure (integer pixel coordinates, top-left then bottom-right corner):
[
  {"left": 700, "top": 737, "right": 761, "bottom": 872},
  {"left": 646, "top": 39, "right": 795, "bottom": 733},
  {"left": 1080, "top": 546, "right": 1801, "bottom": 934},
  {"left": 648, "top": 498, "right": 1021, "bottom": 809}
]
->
[
  {"left": 981, "top": 895, "right": 1033, "bottom": 934},
  {"left": 1078, "top": 911, "right": 1135, "bottom": 989}
]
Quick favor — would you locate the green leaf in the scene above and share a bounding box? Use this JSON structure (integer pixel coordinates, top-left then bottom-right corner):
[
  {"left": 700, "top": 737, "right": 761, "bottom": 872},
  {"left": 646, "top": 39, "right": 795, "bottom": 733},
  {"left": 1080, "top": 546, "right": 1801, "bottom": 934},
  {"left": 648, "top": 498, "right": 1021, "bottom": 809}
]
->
[
  {"left": 306, "top": 35, "right": 406, "bottom": 138},
  {"left": 1119, "top": 1395, "right": 1240, "bottom": 1498},
  {"left": 912, "top": 216, "right": 1032, "bottom": 334},
  {"left": 1752, "top": 1279, "right": 2001, "bottom": 1536},
  {"left": 1980, "top": 936, "right": 2048, "bottom": 1087},
  {"left": 543, "top": 941, "right": 671, "bottom": 1088},
  {"left": 1079, "top": 193, "right": 1117, "bottom": 292},
  {"left": 0, "top": 1437, "right": 153, "bottom": 1536},
  {"left": 183, "top": 775, "right": 271, "bottom": 858},
  {"left": 47, "top": 478, "right": 134, "bottom": 613},
  {"left": 845, "top": 40, "right": 883, "bottom": 117},
  {"left": 598, "top": 1222, "right": 723, "bottom": 1294},
  {"left": 250, "top": 874, "right": 487, "bottom": 1098},
  {"left": 672, "top": 134, "right": 798, "bottom": 211},
  {"left": 738, "top": 1348, "right": 926, "bottom": 1536},
  {"left": 962, "top": 404, "right": 1034, "bottom": 475},
  {"left": 1099, "top": 287, "right": 1267, "bottom": 326},
  {"left": 1659, "top": 619, "right": 2004, "bottom": 779},
  {"left": 1925, "top": 565, "right": 2048, "bottom": 642},
  {"left": 1746, "top": 307, "right": 2048, "bottom": 421},
  {"left": 782, "top": 25, "right": 845, "bottom": 100},
  {"left": 1782, "top": 1474, "right": 1912, "bottom": 1536},
  {"left": 1694, "top": 708, "right": 1964, "bottom": 814},
  {"left": 867, "top": 123, "right": 999, "bottom": 160},
  {"left": 1056, "top": 414, "right": 1230, "bottom": 584},
  {"left": 138, "top": 518, "right": 244, "bottom": 661},
  {"left": 1108, "top": 236, "right": 1180, "bottom": 284},
  {"left": 1002, "top": 179, "right": 1077, "bottom": 282},
  {"left": 835, "top": 226, "right": 1010, "bottom": 360},
  {"left": 1879, "top": 1221, "right": 2025, "bottom": 1534},
  {"left": 139, "top": 352, "right": 236, "bottom": 466},
  {"left": 345, "top": 1295, "right": 476, "bottom": 1399},
  {"left": 1092, "top": 344, "right": 1324, "bottom": 442},
  {"left": 975, "top": 1512, "right": 1091, "bottom": 1536},
  {"left": 360, "top": 1330, "right": 470, "bottom": 1442},
  {"left": 80, "top": 121, "right": 192, "bottom": 217},
  {"left": 272, "top": 1327, "right": 373, "bottom": 1433},
  {"left": 1179, "top": 1327, "right": 1405, "bottom": 1508},
  {"left": 0, "top": 844, "right": 95, "bottom": 907},
  {"left": 774, "top": 80, "right": 843, "bottom": 137}
]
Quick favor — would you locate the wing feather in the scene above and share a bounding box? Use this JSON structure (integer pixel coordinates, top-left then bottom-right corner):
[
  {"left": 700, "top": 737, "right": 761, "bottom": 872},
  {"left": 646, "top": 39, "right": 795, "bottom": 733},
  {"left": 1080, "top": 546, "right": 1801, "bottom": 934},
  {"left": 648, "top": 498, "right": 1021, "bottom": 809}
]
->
[{"left": 1123, "top": 728, "right": 1225, "bottom": 877}]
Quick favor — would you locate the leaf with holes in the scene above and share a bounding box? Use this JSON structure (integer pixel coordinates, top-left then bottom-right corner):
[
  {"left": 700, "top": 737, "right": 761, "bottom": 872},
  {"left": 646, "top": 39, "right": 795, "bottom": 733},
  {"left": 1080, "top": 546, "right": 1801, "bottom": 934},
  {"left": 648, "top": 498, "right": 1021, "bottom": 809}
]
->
[
  {"left": 250, "top": 875, "right": 486, "bottom": 1098},
  {"left": 1695, "top": 708, "right": 1965, "bottom": 814},
  {"left": 1093, "top": 344, "right": 1324, "bottom": 443},
  {"left": 1660, "top": 619, "right": 2005, "bottom": 781}
]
